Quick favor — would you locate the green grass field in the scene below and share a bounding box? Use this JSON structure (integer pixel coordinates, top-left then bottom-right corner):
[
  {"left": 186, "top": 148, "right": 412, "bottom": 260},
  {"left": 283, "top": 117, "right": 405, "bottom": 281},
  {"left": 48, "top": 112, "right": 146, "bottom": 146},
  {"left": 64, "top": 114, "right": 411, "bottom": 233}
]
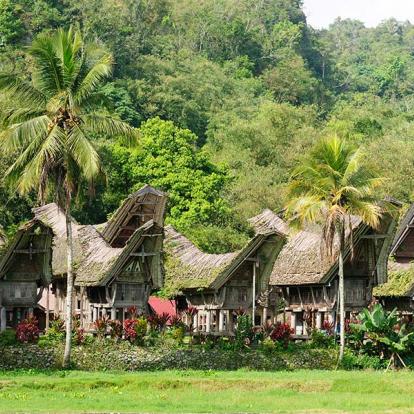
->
[{"left": 1, "top": 370, "right": 414, "bottom": 413}]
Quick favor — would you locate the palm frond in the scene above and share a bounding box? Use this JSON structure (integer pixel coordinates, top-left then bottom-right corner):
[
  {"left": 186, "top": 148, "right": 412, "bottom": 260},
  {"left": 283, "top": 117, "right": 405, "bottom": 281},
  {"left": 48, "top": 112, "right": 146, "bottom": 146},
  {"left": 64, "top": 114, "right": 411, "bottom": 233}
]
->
[
  {"left": 0, "top": 74, "right": 46, "bottom": 106},
  {"left": 30, "top": 32, "right": 64, "bottom": 96},
  {"left": 82, "top": 113, "right": 138, "bottom": 146},
  {"left": 67, "top": 124, "right": 102, "bottom": 181},
  {"left": 6, "top": 125, "right": 65, "bottom": 197},
  {"left": 74, "top": 53, "right": 113, "bottom": 105},
  {"left": 0, "top": 115, "right": 50, "bottom": 153}
]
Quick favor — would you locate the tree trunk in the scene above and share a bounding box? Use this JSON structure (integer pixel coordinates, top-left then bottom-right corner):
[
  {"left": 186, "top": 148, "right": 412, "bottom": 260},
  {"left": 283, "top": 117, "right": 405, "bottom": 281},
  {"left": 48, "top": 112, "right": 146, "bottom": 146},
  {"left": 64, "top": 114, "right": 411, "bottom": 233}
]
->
[
  {"left": 338, "top": 249, "right": 345, "bottom": 362},
  {"left": 63, "top": 198, "right": 74, "bottom": 368}
]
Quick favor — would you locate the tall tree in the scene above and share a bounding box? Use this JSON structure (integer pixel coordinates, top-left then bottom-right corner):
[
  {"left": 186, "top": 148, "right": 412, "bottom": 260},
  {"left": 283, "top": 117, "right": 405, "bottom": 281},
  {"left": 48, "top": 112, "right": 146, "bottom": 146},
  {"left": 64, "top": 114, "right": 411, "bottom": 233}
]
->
[
  {"left": 0, "top": 27, "right": 135, "bottom": 367},
  {"left": 285, "top": 135, "right": 383, "bottom": 361}
]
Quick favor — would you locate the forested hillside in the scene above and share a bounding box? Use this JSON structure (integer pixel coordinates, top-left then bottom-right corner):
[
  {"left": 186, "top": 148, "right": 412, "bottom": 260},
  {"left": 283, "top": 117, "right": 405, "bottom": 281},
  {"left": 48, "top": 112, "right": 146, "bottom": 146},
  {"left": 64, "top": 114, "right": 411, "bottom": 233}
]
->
[{"left": 1, "top": 0, "right": 414, "bottom": 252}]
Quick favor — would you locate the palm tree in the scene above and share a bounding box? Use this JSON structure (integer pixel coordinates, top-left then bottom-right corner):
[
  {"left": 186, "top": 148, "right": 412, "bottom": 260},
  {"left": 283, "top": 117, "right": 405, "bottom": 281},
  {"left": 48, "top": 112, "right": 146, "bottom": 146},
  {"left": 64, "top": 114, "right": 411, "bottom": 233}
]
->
[
  {"left": 0, "top": 27, "right": 136, "bottom": 367},
  {"left": 285, "top": 135, "right": 383, "bottom": 361}
]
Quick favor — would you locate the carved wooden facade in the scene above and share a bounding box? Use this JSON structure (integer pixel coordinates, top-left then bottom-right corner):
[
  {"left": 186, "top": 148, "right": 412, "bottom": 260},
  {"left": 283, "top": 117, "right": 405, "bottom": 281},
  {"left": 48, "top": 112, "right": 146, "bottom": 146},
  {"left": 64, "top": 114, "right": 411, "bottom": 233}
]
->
[
  {"left": 0, "top": 220, "right": 53, "bottom": 330},
  {"left": 375, "top": 204, "right": 414, "bottom": 313},
  {"left": 265, "top": 211, "right": 397, "bottom": 336},
  {"left": 34, "top": 185, "right": 166, "bottom": 329},
  {"left": 164, "top": 226, "right": 286, "bottom": 333}
]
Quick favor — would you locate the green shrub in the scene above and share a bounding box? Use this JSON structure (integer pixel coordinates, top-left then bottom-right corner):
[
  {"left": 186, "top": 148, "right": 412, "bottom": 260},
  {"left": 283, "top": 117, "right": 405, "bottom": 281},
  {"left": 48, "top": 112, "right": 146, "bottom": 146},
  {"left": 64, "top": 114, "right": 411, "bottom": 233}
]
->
[
  {"left": 0, "top": 329, "right": 18, "bottom": 346},
  {"left": 135, "top": 317, "right": 148, "bottom": 344},
  {"left": 38, "top": 325, "right": 65, "bottom": 348},
  {"left": 310, "top": 329, "right": 336, "bottom": 349},
  {"left": 260, "top": 337, "right": 277, "bottom": 354},
  {"left": 341, "top": 350, "right": 386, "bottom": 370},
  {"left": 235, "top": 314, "right": 253, "bottom": 348},
  {"left": 168, "top": 326, "right": 185, "bottom": 344}
]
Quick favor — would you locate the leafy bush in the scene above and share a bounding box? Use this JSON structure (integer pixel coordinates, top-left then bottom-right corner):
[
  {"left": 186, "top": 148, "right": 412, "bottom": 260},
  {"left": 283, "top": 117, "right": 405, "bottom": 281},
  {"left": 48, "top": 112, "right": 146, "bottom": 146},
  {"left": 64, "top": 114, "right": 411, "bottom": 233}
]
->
[
  {"left": 260, "top": 337, "right": 277, "bottom": 354},
  {"left": 148, "top": 313, "right": 170, "bottom": 331},
  {"left": 124, "top": 317, "right": 148, "bottom": 345},
  {"left": 74, "top": 328, "right": 86, "bottom": 345},
  {"left": 108, "top": 320, "right": 123, "bottom": 340},
  {"left": 168, "top": 326, "right": 185, "bottom": 344},
  {"left": 341, "top": 350, "right": 386, "bottom": 370},
  {"left": 270, "top": 322, "right": 293, "bottom": 347},
  {"left": 16, "top": 315, "right": 40, "bottom": 343},
  {"left": 322, "top": 320, "right": 335, "bottom": 335},
  {"left": 351, "top": 304, "right": 414, "bottom": 361},
  {"left": 0, "top": 329, "right": 17, "bottom": 346},
  {"left": 234, "top": 314, "right": 253, "bottom": 348},
  {"left": 310, "top": 329, "right": 336, "bottom": 349},
  {"left": 94, "top": 317, "right": 110, "bottom": 339}
]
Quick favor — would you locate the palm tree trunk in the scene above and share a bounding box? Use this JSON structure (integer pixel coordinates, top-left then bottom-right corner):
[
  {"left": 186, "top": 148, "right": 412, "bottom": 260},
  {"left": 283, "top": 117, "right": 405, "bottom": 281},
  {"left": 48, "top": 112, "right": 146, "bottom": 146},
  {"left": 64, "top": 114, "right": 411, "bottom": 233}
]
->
[
  {"left": 63, "top": 197, "right": 74, "bottom": 368},
  {"left": 338, "top": 249, "right": 345, "bottom": 361}
]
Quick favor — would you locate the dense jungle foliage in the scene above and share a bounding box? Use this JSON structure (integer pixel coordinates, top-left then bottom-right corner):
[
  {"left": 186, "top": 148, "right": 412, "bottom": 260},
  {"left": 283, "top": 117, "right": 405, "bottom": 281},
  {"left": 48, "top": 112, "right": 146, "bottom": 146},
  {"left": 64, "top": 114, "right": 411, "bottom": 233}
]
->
[{"left": 1, "top": 0, "right": 414, "bottom": 252}]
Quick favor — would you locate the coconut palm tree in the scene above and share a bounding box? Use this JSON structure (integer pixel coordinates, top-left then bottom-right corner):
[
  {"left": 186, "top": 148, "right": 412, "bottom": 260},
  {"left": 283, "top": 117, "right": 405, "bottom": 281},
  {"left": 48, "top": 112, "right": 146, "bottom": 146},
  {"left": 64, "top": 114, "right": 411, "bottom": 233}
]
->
[
  {"left": 0, "top": 27, "right": 136, "bottom": 367},
  {"left": 285, "top": 135, "right": 383, "bottom": 361}
]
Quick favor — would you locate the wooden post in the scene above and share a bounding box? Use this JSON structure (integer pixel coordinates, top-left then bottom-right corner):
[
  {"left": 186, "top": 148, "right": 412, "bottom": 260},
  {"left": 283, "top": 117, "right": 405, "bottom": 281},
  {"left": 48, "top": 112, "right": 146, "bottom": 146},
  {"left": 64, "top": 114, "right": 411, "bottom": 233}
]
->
[
  {"left": 193, "top": 314, "right": 198, "bottom": 332},
  {"left": 0, "top": 307, "right": 6, "bottom": 332},
  {"left": 262, "top": 307, "right": 268, "bottom": 325},
  {"left": 316, "top": 312, "right": 322, "bottom": 330},
  {"left": 226, "top": 310, "right": 233, "bottom": 333},
  {"left": 219, "top": 310, "right": 224, "bottom": 332},
  {"left": 215, "top": 310, "right": 220, "bottom": 333},
  {"left": 290, "top": 312, "right": 296, "bottom": 332},
  {"left": 93, "top": 306, "right": 98, "bottom": 322},
  {"left": 206, "top": 311, "right": 211, "bottom": 333},
  {"left": 45, "top": 285, "right": 50, "bottom": 332},
  {"left": 79, "top": 289, "right": 84, "bottom": 328},
  {"left": 252, "top": 262, "right": 256, "bottom": 326},
  {"left": 111, "top": 308, "right": 116, "bottom": 320}
]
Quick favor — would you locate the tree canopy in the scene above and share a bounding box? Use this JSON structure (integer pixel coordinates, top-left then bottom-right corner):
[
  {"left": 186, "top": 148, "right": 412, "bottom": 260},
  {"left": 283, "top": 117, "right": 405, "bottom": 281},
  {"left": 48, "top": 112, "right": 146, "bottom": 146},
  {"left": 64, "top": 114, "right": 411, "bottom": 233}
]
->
[{"left": 1, "top": 1, "right": 414, "bottom": 251}]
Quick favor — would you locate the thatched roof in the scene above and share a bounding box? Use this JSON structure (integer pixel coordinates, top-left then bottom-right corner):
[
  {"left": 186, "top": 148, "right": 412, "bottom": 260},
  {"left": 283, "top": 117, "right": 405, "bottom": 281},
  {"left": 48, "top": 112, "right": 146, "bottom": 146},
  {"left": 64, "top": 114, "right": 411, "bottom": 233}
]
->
[
  {"left": 269, "top": 215, "right": 367, "bottom": 286},
  {"left": 76, "top": 220, "right": 162, "bottom": 286},
  {"left": 163, "top": 225, "right": 285, "bottom": 294},
  {"left": 102, "top": 185, "right": 167, "bottom": 247},
  {"left": 390, "top": 203, "right": 414, "bottom": 256},
  {"left": 34, "top": 200, "right": 164, "bottom": 287},
  {"left": 249, "top": 209, "right": 290, "bottom": 236},
  {"left": 0, "top": 219, "right": 53, "bottom": 283},
  {"left": 0, "top": 226, "right": 6, "bottom": 248},
  {"left": 374, "top": 260, "right": 414, "bottom": 298},
  {"left": 33, "top": 203, "right": 83, "bottom": 276}
]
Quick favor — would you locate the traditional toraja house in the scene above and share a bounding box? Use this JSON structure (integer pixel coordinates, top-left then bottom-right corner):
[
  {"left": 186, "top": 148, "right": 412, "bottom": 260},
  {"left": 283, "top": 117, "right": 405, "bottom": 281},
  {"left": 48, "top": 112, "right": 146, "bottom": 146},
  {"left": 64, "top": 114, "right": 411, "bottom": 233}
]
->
[
  {"left": 163, "top": 225, "right": 286, "bottom": 333},
  {"left": 0, "top": 220, "right": 53, "bottom": 331},
  {"left": 374, "top": 204, "right": 414, "bottom": 314},
  {"left": 33, "top": 185, "right": 166, "bottom": 328},
  {"left": 250, "top": 209, "right": 398, "bottom": 336}
]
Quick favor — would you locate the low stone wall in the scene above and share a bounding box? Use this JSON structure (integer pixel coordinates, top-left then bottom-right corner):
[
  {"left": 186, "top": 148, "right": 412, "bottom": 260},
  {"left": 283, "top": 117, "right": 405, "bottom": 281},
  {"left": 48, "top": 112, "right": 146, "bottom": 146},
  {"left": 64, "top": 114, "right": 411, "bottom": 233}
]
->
[{"left": 0, "top": 343, "right": 337, "bottom": 371}]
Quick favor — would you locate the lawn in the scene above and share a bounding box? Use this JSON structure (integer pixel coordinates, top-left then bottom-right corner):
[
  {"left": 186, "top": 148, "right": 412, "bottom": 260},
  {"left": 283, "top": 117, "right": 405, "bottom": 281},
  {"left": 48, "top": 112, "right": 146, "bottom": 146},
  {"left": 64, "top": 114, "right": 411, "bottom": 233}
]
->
[{"left": 1, "top": 370, "right": 414, "bottom": 413}]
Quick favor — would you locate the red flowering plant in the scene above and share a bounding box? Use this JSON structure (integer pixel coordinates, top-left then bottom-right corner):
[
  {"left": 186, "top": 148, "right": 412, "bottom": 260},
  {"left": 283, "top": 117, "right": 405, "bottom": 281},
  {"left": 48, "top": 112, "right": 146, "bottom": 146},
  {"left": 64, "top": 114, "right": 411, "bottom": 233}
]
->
[
  {"left": 123, "top": 319, "right": 138, "bottom": 342},
  {"left": 127, "top": 306, "right": 138, "bottom": 318},
  {"left": 75, "top": 328, "right": 85, "bottom": 345},
  {"left": 169, "top": 314, "right": 185, "bottom": 328},
  {"left": 16, "top": 315, "right": 40, "bottom": 343},
  {"left": 270, "top": 322, "right": 294, "bottom": 347},
  {"left": 108, "top": 319, "right": 123, "bottom": 340},
  {"left": 94, "top": 316, "right": 110, "bottom": 339},
  {"left": 123, "top": 317, "right": 147, "bottom": 345},
  {"left": 148, "top": 312, "right": 170, "bottom": 331},
  {"left": 322, "top": 320, "right": 335, "bottom": 336}
]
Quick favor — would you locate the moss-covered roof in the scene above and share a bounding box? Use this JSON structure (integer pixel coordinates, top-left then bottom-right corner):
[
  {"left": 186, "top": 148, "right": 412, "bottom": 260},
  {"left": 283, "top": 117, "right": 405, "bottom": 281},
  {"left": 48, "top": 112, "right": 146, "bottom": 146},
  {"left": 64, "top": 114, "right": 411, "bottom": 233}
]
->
[
  {"left": 374, "top": 261, "right": 414, "bottom": 297},
  {"left": 163, "top": 225, "right": 285, "bottom": 295},
  {"left": 33, "top": 202, "right": 163, "bottom": 287},
  {"left": 163, "top": 226, "right": 237, "bottom": 294}
]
